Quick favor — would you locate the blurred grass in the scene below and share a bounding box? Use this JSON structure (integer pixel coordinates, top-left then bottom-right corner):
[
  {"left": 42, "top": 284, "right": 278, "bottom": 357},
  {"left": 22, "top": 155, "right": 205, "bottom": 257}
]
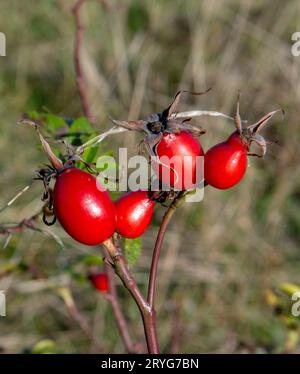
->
[{"left": 0, "top": 0, "right": 300, "bottom": 353}]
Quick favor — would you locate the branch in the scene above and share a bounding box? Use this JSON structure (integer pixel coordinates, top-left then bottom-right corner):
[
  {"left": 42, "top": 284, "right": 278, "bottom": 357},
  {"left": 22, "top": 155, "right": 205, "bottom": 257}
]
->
[
  {"left": 0, "top": 210, "right": 41, "bottom": 235},
  {"left": 103, "top": 238, "right": 159, "bottom": 354},
  {"left": 103, "top": 250, "right": 137, "bottom": 353},
  {"left": 72, "top": 0, "right": 95, "bottom": 124},
  {"left": 147, "top": 192, "right": 186, "bottom": 308}
]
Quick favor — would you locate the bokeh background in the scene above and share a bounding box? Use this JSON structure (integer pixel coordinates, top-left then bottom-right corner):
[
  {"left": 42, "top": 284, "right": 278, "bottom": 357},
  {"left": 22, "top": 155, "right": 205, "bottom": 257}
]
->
[{"left": 0, "top": 0, "right": 300, "bottom": 353}]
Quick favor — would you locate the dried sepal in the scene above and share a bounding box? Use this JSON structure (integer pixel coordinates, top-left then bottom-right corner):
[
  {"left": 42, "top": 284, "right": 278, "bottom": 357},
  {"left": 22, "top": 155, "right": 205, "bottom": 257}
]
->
[
  {"left": 143, "top": 133, "right": 163, "bottom": 156},
  {"left": 110, "top": 90, "right": 211, "bottom": 159},
  {"left": 110, "top": 118, "right": 148, "bottom": 132},
  {"left": 166, "top": 118, "right": 206, "bottom": 137},
  {"left": 245, "top": 109, "right": 283, "bottom": 156},
  {"left": 246, "top": 109, "right": 284, "bottom": 135},
  {"left": 37, "top": 131, "right": 63, "bottom": 170},
  {"left": 234, "top": 91, "right": 243, "bottom": 135},
  {"left": 231, "top": 93, "right": 283, "bottom": 158},
  {"left": 161, "top": 88, "right": 212, "bottom": 120},
  {"left": 247, "top": 134, "right": 267, "bottom": 157},
  {"left": 18, "top": 118, "right": 63, "bottom": 170}
]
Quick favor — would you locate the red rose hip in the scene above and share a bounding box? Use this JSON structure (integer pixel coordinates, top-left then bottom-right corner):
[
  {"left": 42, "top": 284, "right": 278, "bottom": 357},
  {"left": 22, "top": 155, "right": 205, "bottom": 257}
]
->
[
  {"left": 53, "top": 167, "right": 116, "bottom": 245},
  {"left": 115, "top": 191, "right": 155, "bottom": 239},
  {"left": 89, "top": 273, "right": 109, "bottom": 293},
  {"left": 204, "top": 132, "right": 248, "bottom": 190},
  {"left": 154, "top": 130, "right": 204, "bottom": 190}
]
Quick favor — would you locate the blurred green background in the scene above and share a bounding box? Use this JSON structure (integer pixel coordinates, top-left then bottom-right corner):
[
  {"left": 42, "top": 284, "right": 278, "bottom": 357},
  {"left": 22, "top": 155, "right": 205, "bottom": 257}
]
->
[{"left": 0, "top": 0, "right": 300, "bottom": 353}]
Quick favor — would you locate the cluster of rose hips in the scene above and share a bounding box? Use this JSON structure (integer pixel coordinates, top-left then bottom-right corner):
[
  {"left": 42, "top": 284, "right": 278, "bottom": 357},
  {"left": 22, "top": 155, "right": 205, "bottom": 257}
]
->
[
  {"left": 52, "top": 168, "right": 154, "bottom": 293},
  {"left": 37, "top": 92, "right": 280, "bottom": 293},
  {"left": 53, "top": 167, "right": 154, "bottom": 245}
]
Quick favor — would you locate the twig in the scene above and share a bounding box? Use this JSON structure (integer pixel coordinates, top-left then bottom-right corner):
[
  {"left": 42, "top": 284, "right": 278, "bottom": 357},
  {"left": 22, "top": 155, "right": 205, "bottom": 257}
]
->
[
  {"left": 76, "top": 125, "right": 127, "bottom": 154},
  {"left": 170, "top": 301, "right": 183, "bottom": 354},
  {"left": 0, "top": 183, "right": 33, "bottom": 214},
  {"left": 147, "top": 192, "right": 186, "bottom": 308},
  {"left": 103, "top": 238, "right": 159, "bottom": 354},
  {"left": 103, "top": 250, "right": 137, "bottom": 353},
  {"left": 0, "top": 204, "right": 65, "bottom": 249},
  {"left": 171, "top": 110, "right": 234, "bottom": 121},
  {"left": 0, "top": 210, "right": 41, "bottom": 235},
  {"left": 57, "top": 287, "right": 104, "bottom": 353},
  {"left": 72, "top": 0, "right": 95, "bottom": 124}
]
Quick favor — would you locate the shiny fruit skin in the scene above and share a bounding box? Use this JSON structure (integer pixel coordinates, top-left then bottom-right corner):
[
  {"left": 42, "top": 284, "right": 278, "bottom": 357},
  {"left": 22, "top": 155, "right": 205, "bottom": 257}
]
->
[
  {"left": 90, "top": 273, "right": 109, "bottom": 293},
  {"left": 204, "top": 132, "right": 248, "bottom": 190},
  {"left": 115, "top": 191, "right": 155, "bottom": 239},
  {"left": 154, "top": 131, "right": 204, "bottom": 190},
  {"left": 53, "top": 167, "right": 116, "bottom": 245}
]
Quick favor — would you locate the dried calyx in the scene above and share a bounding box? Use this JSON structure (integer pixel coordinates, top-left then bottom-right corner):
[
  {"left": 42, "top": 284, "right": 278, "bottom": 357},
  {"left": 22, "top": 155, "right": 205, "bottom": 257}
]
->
[
  {"left": 111, "top": 89, "right": 210, "bottom": 156},
  {"left": 18, "top": 119, "right": 68, "bottom": 225},
  {"left": 233, "top": 93, "right": 284, "bottom": 157}
]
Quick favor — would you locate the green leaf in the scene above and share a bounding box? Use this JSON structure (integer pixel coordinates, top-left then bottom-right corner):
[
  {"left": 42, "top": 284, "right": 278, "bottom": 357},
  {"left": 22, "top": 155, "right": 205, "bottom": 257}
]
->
[
  {"left": 71, "top": 272, "right": 87, "bottom": 284},
  {"left": 82, "top": 144, "right": 99, "bottom": 164},
  {"left": 127, "top": 3, "right": 149, "bottom": 33},
  {"left": 32, "top": 339, "right": 57, "bottom": 354},
  {"left": 279, "top": 283, "right": 300, "bottom": 297},
  {"left": 26, "top": 110, "right": 41, "bottom": 120},
  {"left": 26, "top": 110, "right": 68, "bottom": 134},
  {"left": 70, "top": 117, "right": 94, "bottom": 133},
  {"left": 124, "top": 237, "right": 142, "bottom": 266},
  {"left": 45, "top": 113, "right": 67, "bottom": 131},
  {"left": 82, "top": 255, "right": 104, "bottom": 266},
  {"left": 95, "top": 153, "right": 118, "bottom": 190}
]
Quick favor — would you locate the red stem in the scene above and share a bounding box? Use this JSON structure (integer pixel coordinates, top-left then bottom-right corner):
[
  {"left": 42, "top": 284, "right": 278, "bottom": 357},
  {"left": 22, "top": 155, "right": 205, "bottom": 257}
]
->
[
  {"left": 103, "top": 238, "right": 159, "bottom": 354},
  {"left": 147, "top": 193, "right": 185, "bottom": 308},
  {"left": 104, "top": 253, "right": 136, "bottom": 353},
  {"left": 72, "top": 0, "right": 95, "bottom": 124}
]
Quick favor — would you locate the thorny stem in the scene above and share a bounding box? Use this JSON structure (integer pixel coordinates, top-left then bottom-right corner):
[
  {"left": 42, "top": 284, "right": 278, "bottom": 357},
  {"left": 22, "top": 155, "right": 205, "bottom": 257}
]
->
[
  {"left": 103, "top": 250, "right": 136, "bottom": 353},
  {"left": 147, "top": 192, "right": 186, "bottom": 308},
  {"left": 103, "top": 238, "right": 159, "bottom": 354},
  {"left": 72, "top": 0, "right": 95, "bottom": 124}
]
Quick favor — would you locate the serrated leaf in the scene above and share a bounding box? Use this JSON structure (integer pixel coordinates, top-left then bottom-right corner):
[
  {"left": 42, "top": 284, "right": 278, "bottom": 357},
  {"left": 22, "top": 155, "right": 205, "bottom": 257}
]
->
[{"left": 124, "top": 237, "right": 142, "bottom": 266}]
